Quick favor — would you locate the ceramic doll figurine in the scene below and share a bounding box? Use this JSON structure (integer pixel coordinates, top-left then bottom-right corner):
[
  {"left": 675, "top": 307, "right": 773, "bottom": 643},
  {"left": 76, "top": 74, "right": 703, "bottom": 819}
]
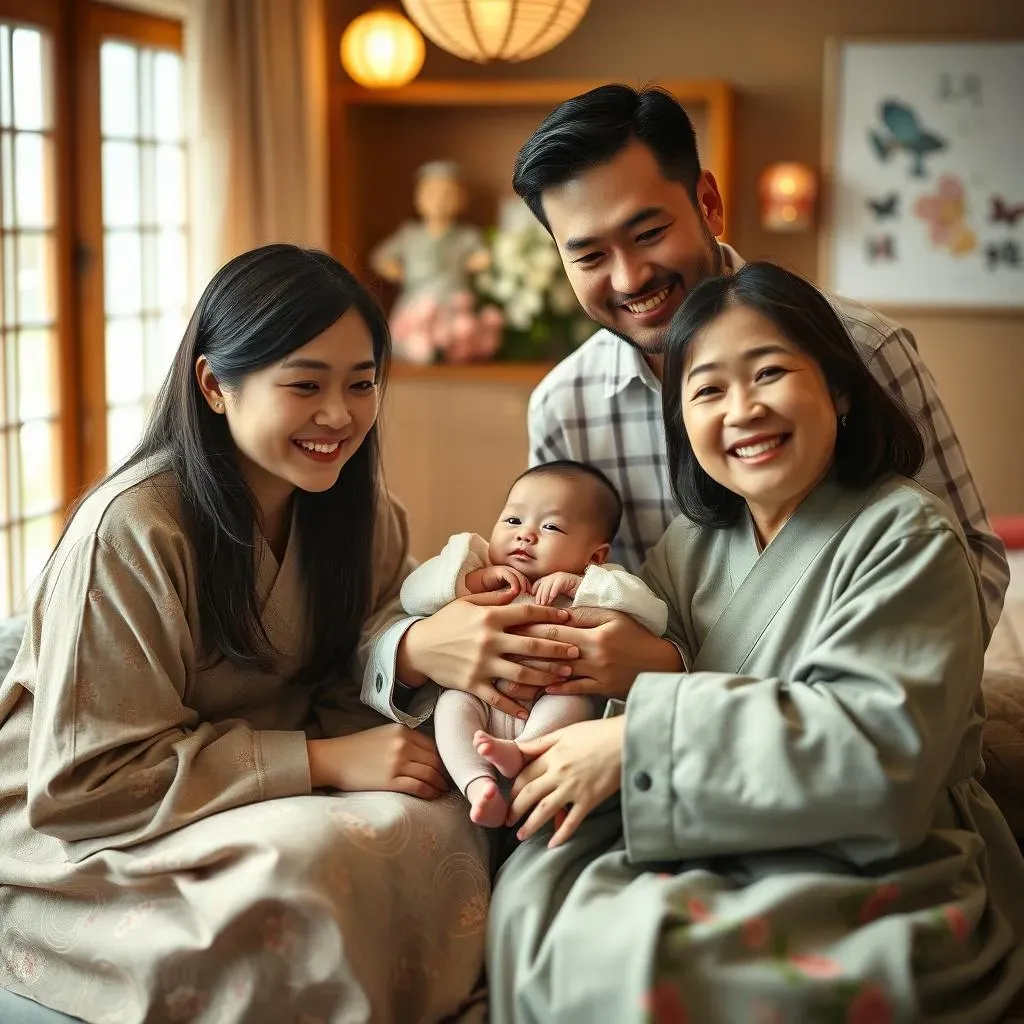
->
[{"left": 371, "top": 161, "right": 500, "bottom": 363}]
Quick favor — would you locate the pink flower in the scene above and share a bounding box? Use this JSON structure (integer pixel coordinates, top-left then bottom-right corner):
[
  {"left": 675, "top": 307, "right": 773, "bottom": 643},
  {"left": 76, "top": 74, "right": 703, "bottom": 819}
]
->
[
  {"left": 858, "top": 883, "right": 900, "bottom": 924},
  {"left": 750, "top": 1001, "right": 784, "bottom": 1024},
  {"left": 687, "top": 897, "right": 714, "bottom": 923},
  {"left": 643, "top": 981, "right": 689, "bottom": 1023},
  {"left": 788, "top": 953, "right": 843, "bottom": 978},
  {"left": 847, "top": 984, "right": 893, "bottom": 1024},
  {"left": 742, "top": 915, "right": 770, "bottom": 950},
  {"left": 913, "top": 175, "right": 968, "bottom": 248},
  {"left": 943, "top": 905, "right": 971, "bottom": 942}
]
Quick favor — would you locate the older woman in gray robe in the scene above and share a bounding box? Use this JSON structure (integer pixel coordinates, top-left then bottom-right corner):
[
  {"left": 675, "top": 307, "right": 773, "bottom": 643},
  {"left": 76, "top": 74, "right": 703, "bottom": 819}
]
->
[{"left": 488, "top": 263, "right": 1024, "bottom": 1023}]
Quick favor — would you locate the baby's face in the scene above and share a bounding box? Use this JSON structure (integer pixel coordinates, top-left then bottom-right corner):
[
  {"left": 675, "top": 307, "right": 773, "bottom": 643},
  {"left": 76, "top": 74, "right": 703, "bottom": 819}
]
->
[{"left": 488, "top": 474, "right": 608, "bottom": 583}]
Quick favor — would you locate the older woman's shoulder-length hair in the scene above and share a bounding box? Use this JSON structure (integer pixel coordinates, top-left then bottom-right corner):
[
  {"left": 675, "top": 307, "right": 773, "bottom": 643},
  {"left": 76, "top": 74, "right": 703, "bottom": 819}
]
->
[{"left": 661, "top": 260, "right": 925, "bottom": 528}]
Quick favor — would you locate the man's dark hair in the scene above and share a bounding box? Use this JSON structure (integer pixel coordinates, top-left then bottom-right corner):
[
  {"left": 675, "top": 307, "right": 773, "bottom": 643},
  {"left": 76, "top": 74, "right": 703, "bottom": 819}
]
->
[
  {"left": 662, "top": 260, "right": 925, "bottom": 528},
  {"left": 512, "top": 460, "right": 623, "bottom": 542},
  {"left": 512, "top": 83, "right": 702, "bottom": 232}
]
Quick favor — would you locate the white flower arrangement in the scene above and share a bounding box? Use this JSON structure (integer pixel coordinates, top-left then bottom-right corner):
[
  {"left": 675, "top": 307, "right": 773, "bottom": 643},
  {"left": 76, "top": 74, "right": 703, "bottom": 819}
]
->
[{"left": 474, "top": 198, "right": 593, "bottom": 360}]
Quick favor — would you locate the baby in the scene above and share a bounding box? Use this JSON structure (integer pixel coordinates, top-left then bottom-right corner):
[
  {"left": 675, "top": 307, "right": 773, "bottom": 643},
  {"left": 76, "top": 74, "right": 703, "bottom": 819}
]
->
[{"left": 400, "top": 460, "right": 668, "bottom": 827}]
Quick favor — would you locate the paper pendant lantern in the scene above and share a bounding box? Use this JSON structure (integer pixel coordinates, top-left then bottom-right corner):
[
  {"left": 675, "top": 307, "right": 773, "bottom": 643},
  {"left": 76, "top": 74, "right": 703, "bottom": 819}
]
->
[
  {"left": 401, "top": 0, "right": 590, "bottom": 63},
  {"left": 341, "top": 8, "right": 426, "bottom": 88}
]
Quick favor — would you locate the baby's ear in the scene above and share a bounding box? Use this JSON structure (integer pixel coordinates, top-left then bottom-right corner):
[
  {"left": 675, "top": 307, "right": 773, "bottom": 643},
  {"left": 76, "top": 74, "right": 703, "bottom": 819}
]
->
[{"left": 589, "top": 543, "right": 611, "bottom": 566}]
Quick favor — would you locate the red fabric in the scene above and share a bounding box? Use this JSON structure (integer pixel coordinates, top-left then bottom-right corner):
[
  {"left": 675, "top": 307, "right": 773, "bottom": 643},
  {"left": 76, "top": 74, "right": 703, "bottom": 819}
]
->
[{"left": 992, "top": 517, "right": 1024, "bottom": 550}]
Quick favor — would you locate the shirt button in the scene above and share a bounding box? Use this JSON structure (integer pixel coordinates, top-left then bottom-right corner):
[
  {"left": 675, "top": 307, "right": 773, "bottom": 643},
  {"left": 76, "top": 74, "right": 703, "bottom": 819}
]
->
[
  {"left": 634, "top": 771, "right": 652, "bottom": 791},
  {"left": 375, "top": 672, "right": 384, "bottom": 693}
]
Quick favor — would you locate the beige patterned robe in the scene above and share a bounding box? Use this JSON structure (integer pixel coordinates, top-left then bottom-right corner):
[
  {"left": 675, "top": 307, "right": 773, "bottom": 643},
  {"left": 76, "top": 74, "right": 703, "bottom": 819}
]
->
[{"left": 0, "top": 458, "right": 488, "bottom": 1023}]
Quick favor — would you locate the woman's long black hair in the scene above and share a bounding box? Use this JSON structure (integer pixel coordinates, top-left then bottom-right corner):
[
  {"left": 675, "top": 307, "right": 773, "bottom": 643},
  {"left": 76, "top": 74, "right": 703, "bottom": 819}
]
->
[
  {"left": 662, "top": 260, "right": 925, "bottom": 528},
  {"left": 102, "top": 244, "right": 390, "bottom": 681}
]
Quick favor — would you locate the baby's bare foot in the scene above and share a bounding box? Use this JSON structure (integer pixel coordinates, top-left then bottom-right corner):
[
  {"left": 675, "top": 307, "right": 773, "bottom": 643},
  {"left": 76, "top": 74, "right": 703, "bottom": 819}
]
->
[
  {"left": 466, "top": 776, "right": 508, "bottom": 828},
  {"left": 474, "top": 729, "right": 525, "bottom": 779}
]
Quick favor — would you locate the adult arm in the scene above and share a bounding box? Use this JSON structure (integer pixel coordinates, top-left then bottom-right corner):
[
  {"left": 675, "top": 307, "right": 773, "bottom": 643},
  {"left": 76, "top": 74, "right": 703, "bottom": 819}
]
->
[
  {"left": 622, "top": 524, "right": 986, "bottom": 864},
  {"left": 356, "top": 493, "right": 439, "bottom": 727},
  {"left": 870, "top": 327, "right": 1008, "bottom": 634},
  {"left": 26, "top": 530, "right": 310, "bottom": 860}
]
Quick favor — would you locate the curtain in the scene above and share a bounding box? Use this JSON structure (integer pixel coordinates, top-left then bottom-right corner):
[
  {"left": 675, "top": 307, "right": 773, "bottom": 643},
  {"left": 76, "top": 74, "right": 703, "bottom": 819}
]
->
[{"left": 185, "top": 0, "right": 329, "bottom": 297}]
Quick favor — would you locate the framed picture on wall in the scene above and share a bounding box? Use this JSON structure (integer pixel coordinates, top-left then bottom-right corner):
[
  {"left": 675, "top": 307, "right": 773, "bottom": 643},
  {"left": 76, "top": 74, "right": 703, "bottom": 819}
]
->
[{"left": 821, "top": 39, "right": 1024, "bottom": 309}]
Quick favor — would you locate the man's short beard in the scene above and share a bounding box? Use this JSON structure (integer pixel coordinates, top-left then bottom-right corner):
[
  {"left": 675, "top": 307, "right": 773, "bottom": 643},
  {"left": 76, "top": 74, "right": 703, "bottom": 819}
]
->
[{"left": 607, "top": 235, "right": 724, "bottom": 357}]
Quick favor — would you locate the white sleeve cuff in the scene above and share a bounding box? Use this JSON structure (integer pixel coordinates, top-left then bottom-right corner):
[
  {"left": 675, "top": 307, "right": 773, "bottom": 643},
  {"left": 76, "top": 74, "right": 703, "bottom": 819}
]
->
[{"left": 360, "top": 617, "right": 439, "bottom": 727}]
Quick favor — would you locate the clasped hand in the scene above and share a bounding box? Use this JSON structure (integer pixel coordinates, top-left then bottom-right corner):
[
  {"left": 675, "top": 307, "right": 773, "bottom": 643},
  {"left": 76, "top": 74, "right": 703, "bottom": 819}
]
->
[
  {"left": 506, "top": 606, "right": 683, "bottom": 702},
  {"left": 397, "top": 587, "right": 580, "bottom": 721}
]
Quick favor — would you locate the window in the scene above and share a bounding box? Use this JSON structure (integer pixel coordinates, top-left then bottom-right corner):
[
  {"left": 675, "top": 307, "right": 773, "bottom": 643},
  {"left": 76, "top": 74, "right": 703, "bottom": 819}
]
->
[
  {"left": 0, "top": 1, "right": 186, "bottom": 616},
  {"left": 0, "top": 10, "right": 65, "bottom": 611},
  {"left": 100, "top": 39, "right": 186, "bottom": 467}
]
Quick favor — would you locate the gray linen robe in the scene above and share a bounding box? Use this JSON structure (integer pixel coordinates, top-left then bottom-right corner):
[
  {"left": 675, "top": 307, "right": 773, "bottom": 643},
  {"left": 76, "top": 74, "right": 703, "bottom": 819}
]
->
[
  {"left": 488, "top": 475, "right": 1024, "bottom": 1023},
  {"left": 0, "top": 458, "right": 488, "bottom": 1023}
]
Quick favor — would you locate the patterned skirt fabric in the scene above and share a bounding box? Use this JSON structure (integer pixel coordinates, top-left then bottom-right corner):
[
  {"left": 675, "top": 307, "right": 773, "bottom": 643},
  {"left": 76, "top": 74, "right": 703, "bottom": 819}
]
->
[{"left": 0, "top": 791, "right": 489, "bottom": 1024}]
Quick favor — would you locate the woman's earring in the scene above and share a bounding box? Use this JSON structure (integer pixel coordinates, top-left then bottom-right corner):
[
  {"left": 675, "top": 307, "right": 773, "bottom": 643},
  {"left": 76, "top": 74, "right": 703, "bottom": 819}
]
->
[
  {"left": 214, "top": 400, "right": 224, "bottom": 412},
  {"left": 840, "top": 413, "right": 848, "bottom": 428}
]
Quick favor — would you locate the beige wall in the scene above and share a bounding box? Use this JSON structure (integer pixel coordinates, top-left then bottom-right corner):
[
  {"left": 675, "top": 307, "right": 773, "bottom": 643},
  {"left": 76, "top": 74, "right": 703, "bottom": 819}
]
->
[{"left": 330, "top": 0, "right": 1024, "bottom": 514}]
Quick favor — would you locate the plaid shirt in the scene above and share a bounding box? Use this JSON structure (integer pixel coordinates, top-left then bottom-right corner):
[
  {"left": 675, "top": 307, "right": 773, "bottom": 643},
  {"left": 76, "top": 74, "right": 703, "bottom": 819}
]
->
[{"left": 528, "top": 246, "right": 1009, "bottom": 637}]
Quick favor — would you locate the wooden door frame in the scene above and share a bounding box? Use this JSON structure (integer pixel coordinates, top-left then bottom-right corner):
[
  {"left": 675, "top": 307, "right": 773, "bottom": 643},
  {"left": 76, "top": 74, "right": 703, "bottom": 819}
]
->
[{"left": 73, "top": 1, "right": 182, "bottom": 487}]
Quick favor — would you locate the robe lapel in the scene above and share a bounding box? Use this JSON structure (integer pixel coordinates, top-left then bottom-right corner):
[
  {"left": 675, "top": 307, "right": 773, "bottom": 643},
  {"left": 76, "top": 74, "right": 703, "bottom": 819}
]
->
[
  {"left": 256, "top": 507, "right": 304, "bottom": 659},
  {"left": 692, "top": 479, "right": 875, "bottom": 675}
]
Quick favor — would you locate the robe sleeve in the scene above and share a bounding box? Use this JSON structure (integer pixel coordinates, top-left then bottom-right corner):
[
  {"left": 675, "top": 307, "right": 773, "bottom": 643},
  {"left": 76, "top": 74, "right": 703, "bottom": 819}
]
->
[
  {"left": 622, "top": 524, "right": 986, "bottom": 863},
  {"left": 26, "top": 530, "right": 311, "bottom": 860},
  {"left": 357, "top": 493, "right": 439, "bottom": 727},
  {"left": 639, "top": 533, "right": 695, "bottom": 668},
  {"left": 398, "top": 533, "right": 490, "bottom": 615},
  {"left": 572, "top": 563, "right": 669, "bottom": 637}
]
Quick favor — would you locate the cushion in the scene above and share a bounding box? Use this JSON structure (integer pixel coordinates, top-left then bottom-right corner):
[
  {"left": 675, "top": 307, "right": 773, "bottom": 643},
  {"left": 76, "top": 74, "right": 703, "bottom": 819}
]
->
[
  {"left": 982, "top": 598, "right": 1024, "bottom": 843},
  {"left": 0, "top": 614, "right": 26, "bottom": 680},
  {"left": 0, "top": 990, "right": 81, "bottom": 1023},
  {"left": 982, "top": 669, "right": 1024, "bottom": 840}
]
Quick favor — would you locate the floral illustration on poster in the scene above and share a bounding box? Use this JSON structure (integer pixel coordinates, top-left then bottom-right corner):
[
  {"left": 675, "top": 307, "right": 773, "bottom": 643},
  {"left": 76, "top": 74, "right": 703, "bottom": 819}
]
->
[{"left": 826, "top": 41, "right": 1024, "bottom": 308}]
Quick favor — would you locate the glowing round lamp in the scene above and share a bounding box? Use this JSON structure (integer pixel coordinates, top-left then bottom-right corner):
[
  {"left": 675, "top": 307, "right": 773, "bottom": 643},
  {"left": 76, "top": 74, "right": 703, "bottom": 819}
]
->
[
  {"left": 401, "top": 0, "right": 590, "bottom": 63},
  {"left": 340, "top": 8, "right": 425, "bottom": 88},
  {"left": 759, "top": 162, "right": 818, "bottom": 233}
]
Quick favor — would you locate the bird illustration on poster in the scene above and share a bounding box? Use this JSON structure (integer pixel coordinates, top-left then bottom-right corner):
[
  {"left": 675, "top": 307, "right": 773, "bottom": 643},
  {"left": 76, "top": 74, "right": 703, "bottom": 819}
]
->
[{"left": 827, "top": 41, "right": 1024, "bottom": 308}]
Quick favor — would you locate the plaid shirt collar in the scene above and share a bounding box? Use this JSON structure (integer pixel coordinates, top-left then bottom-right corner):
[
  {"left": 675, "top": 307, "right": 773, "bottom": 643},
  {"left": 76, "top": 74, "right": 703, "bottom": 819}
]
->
[{"left": 602, "top": 243, "right": 743, "bottom": 400}]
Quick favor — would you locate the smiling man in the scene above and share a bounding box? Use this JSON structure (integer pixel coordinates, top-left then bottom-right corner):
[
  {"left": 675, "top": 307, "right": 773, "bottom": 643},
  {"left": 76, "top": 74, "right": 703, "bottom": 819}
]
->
[{"left": 517, "top": 83, "right": 1008, "bottom": 636}]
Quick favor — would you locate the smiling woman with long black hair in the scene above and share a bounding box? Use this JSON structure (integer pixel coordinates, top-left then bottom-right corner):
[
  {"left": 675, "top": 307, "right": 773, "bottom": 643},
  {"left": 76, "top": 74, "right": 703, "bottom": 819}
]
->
[{"left": 0, "top": 243, "right": 576, "bottom": 1023}]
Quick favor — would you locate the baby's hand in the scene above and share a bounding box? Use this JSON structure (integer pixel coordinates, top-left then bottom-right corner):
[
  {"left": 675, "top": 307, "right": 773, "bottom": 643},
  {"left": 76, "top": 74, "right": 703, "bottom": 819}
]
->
[
  {"left": 532, "top": 572, "right": 583, "bottom": 606},
  {"left": 464, "top": 564, "right": 532, "bottom": 597}
]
